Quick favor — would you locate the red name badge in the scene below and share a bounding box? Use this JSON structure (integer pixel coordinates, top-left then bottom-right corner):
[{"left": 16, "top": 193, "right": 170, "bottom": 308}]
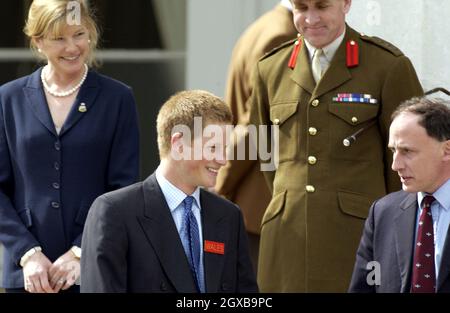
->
[{"left": 204, "top": 240, "right": 225, "bottom": 255}]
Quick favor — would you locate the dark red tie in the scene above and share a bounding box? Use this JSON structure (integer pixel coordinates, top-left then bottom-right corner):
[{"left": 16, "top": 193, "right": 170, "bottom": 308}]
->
[{"left": 411, "top": 195, "right": 436, "bottom": 293}]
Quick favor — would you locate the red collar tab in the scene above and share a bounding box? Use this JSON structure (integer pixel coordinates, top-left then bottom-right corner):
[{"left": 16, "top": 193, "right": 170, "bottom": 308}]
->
[
  {"left": 288, "top": 35, "right": 302, "bottom": 69},
  {"left": 346, "top": 40, "right": 359, "bottom": 68},
  {"left": 204, "top": 240, "right": 225, "bottom": 255}
]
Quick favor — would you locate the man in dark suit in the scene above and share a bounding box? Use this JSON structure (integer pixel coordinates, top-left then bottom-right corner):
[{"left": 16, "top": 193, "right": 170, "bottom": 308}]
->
[
  {"left": 349, "top": 97, "right": 450, "bottom": 292},
  {"left": 80, "top": 90, "right": 258, "bottom": 293}
]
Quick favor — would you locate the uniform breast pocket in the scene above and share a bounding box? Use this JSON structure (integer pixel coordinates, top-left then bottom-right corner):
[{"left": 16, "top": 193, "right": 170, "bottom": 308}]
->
[
  {"left": 328, "top": 102, "right": 379, "bottom": 126},
  {"left": 328, "top": 102, "right": 380, "bottom": 155},
  {"left": 270, "top": 102, "right": 299, "bottom": 163}
]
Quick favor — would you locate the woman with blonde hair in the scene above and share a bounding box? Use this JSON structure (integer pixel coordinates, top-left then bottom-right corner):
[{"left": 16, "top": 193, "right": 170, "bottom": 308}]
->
[{"left": 0, "top": 0, "right": 139, "bottom": 293}]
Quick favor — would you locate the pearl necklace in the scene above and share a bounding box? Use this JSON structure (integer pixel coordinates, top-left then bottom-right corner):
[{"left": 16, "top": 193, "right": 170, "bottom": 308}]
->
[{"left": 41, "top": 64, "right": 88, "bottom": 97}]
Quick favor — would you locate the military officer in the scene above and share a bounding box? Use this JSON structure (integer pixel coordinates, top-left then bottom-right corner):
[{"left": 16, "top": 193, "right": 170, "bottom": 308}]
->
[{"left": 250, "top": 0, "right": 423, "bottom": 292}]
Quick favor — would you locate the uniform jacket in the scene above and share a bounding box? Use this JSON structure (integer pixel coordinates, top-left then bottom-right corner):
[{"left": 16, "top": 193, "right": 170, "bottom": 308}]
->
[
  {"left": 250, "top": 25, "right": 423, "bottom": 292},
  {"left": 0, "top": 68, "right": 139, "bottom": 288},
  {"left": 216, "top": 4, "right": 297, "bottom": 235},
  {"left": 349, "top": 190, "right": 450, "bottom": 292},
  {"left": 80, "top": 174, "right": 258, "bottom": 293}
]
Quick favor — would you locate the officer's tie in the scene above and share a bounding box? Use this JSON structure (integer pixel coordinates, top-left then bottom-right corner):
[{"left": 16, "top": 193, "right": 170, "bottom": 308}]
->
[
  {"left": 411, "top": 195, "right": 436, "bottom": 293},
  {"left": 182, "top": 196, "right": 205, "bottom": 293},
  {"left": 312, "top": 48, "right": 323, "bottom": 84}
]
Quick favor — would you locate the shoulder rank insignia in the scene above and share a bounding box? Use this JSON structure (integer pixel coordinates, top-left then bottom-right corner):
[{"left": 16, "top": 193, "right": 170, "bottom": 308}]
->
[
  {"left": 288, "top": 34, "right": 302, "bottom": 69},
  {"left": 346, "top": 40, "right": 359, "bottom": 68}
]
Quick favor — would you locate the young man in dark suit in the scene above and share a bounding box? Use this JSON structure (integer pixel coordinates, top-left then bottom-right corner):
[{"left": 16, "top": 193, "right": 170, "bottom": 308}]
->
[
  {"left": 349, "top": 97, "right": 450, "bottom": 292},
  {"left": 80, "top": 90, "right": 258, "bottom": 293}
]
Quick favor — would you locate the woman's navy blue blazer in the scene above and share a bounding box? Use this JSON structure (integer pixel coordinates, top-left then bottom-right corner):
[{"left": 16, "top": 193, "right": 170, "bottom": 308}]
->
[{"left": 0, "top": 68, "right": 140, "bottom": 288}]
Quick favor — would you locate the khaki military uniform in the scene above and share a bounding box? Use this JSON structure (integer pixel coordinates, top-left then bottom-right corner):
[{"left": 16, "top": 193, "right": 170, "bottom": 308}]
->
[{"left": 251, "top": 25, "right": 423, "bottom": 292}]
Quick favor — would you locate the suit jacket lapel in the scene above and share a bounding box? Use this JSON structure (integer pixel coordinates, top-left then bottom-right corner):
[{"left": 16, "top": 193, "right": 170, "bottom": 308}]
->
[
  {"left": 394, "top": 193, "right": 417, "bottom": 292},
  {"left": 59, "top": 70, "right": 100, "bottom": 136},
  {"left": 137, "top": 174, "right": 198, "bottom": 292},
  {"left": 437, "top": 226, "right": 450, "bottom": 291},
  {"left": 23, "top": 68, "right": 57, "bottom": 136},
  {"left": 201, "top": 190, "right": 227, "bottom": 292}
]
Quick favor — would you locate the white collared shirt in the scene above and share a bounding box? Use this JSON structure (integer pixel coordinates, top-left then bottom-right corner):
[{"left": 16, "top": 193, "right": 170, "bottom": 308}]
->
[
  {"left": 304, "top": 29, "right": 346, "bottom": 77},
  {"left": 416, "top": 178, "right": 450, "bottom": 280}
]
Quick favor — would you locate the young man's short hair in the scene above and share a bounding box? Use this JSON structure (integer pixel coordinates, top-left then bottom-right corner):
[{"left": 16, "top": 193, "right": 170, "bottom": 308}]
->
[{"left": 156, "top": 90, "right": 232, "bottom": 159}]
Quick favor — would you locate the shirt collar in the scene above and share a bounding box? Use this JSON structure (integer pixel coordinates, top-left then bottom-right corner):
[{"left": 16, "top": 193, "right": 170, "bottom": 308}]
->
[
  {"left": 155, "top": 165, "right": 201, "bottom": 213},
  {"left": 304, "top": 28, "right": 346, "bottom": 63},
  {"left": 417, "top": 178, "right": 450, "bottom": 212},
  {"left": 280, "top": 0, "right": 293, "bottom": 11}
]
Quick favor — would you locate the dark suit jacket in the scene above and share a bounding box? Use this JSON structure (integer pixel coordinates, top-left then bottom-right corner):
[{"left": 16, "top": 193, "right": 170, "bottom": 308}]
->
[
  {"left": 0, "top": 68, "right": 139, "bottom": 288},
  {"left": 80, "top": 174, "right": 258, "bottom": 293},
  {"left": 349, "top": 190, "right": 450, "bottom": 292}
]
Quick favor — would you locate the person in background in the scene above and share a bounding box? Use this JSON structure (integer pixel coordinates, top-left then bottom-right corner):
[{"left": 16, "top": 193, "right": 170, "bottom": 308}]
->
[
  {"left": 349, "top": 97, "right": 450, "bottom": 293},
  {"left": 0, "top": 0, "right": 139, "bottom": 293},
  {"left": 248, "top": 0, "right": 423, "bottom": 291},
  {"left": 215, "top": 0, "right": 297, "bottom": 271},
  {"left": 81, "top": 90, "right": 257, "bottom": 293}
]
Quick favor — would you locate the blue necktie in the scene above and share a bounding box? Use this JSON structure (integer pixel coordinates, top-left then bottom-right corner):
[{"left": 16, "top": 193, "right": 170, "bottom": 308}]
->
[{"left": 182, "top": 196, "right": 204, "bottom": 293}]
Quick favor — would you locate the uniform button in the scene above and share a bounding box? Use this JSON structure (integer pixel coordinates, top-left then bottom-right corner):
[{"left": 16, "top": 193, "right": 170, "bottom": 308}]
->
[
  {"left": 160, "top": 282, "right": 167, "bottom": 291},
  {"left": 306, "top": 185, "right": 315, "bottom": 193},
  {"left": 51, "top": 202, "right": 60, "bottom": 209},
  {"left": 308, "top": 156, "right": 317, "bottom": 165},
  {"left": 54, "top": 162, "right": 60, "bottom": 171},
  {"left": 308, "top": 127, "right": 317, "bottom": 136},
  {"left": 221, "top": 283, "right": 229, "bottom": 291},
  {"left": 54, "top": 142, "right": 61, "bottom": 151},
  {"left": 351, "top": 117, "right": 358, "bottom": 124},
  {"left": 273, "top": 118, "right": 280, "bottom": 125},
  {"left": 52, "top": 182, "right": 60, "bottom": 189},
  {"left": 311, "top": 99, "right": 319, "bottom": 107}
]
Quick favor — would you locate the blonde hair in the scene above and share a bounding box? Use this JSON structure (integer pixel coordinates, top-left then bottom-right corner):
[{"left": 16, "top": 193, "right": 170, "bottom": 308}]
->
[
  {"left": 24, "top": 0, "right": 99, "bottom": 66},
  {"left": 156, "top": 90, "right": 233, "bottom": 159}
]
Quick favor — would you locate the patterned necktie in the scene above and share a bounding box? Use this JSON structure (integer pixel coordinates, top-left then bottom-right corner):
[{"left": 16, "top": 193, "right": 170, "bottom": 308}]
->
[
  {"left": 312, "top": 48, "right": 323, "bottom": 83},
  {"left": 411, "top": 195, "right": 436, "bottom": 293},
  {"left": 182, "top": 196, "right": 205, "bottom": 293}
]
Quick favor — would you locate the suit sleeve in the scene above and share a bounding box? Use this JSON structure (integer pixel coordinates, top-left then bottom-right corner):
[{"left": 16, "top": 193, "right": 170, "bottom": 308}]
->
[
  {"left": 0, "top": 94, "right": 40, "bottom": 265},
  {"left": 106, "top": 86, "right": 140, "bottom": 191},
  {"left": 380, "top": 56, "right": 423, "bottom": 193},
  {"left": 80, "top": 195, "right": 128, "bottom": 292},
  {"left": 236, "top": 208, "right": 259, "bottom": 292},
  {"left": 348, "top": 201, "right": 377, "bottom": 293}
]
